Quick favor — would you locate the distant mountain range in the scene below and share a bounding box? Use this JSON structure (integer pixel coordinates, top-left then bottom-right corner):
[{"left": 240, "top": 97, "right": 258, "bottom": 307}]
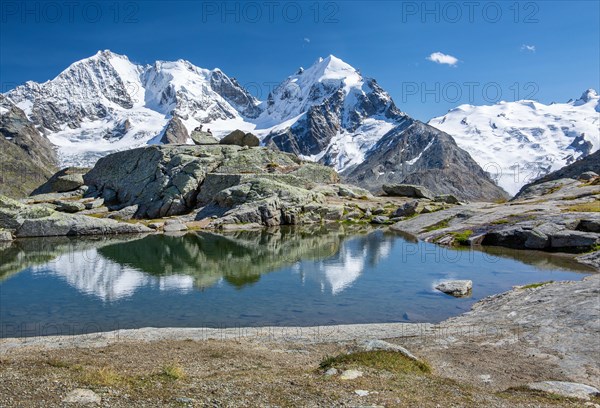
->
[
  {"left": 429, "top": 90, "right": 599, "bottom": 194},
  {"left": 2, "top": 50, "right": 597, "bottom": 198}
]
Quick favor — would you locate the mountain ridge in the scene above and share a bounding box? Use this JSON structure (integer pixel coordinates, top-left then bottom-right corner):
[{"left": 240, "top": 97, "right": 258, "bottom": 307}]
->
[
  {"left": 428, "top": 89, "right": 599, "bottom": 195},
  {"left": 6, "top": 51, "right": 594, "bottom": 200}
]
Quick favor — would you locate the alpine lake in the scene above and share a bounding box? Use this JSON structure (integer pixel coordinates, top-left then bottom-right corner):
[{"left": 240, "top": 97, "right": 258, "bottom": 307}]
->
[{"left": 0, "top": 226, "right": 592, "bottom": 338}]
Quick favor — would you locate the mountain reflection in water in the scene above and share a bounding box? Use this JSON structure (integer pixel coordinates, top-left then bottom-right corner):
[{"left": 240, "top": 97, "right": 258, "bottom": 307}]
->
[{"left": 0, "top": 226, "right": 592, "bottom": 335}]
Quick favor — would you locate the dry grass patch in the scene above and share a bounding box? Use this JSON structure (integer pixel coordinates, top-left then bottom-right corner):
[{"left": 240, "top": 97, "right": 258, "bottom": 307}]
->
[
  {"left": 81, "top": 366, "right": 123, "bottom": 386},
  {"left": 561, "top": 200, "right": 600, "bottom": 212},
  {"left": 160, "top": 363, "right": 186, "bottom": 380}
]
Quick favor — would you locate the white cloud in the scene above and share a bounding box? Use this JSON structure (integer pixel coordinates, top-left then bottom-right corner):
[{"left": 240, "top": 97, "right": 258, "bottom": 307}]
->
[
  {"left": 303, "top": 37, "right": 310, "bottom": 43},
  {"left": 521, "top": 44, "right": 536, "bottom": 52},
  {"left": 426, "top": 52, "right": 458, "bottom": 66}
]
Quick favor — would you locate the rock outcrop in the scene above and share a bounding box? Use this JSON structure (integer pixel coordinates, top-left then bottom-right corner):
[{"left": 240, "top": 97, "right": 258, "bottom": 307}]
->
[
  {"left": 31, "top": 167, "right": 88, "bottom": 195},
  {"left": 160, "top": 116, "right": 189, "bottom": 144},
  {"left": 383, "top": 184, "right": 434, "bottom": 199},
  {"left": 342, "top": 121, "right": 509, "bottom": 202},
  {"left": 219, "top": 130, "right": 260, "bottom": 147},
  {"left": 0, "top": 195, "right": 150, "bottom": 238},
  {"left": 515, "top": 150, "right": 600, "bottom": 199},
  {"left": 435, "top": 280, "right": 472, "bottom": 297},
  {"left": 0, "top": 95, "right": 58, "bottom": 197},
  {"left": 83, "top": 145, "right": 357, "bottom": 227},
  {"left": 191, "top": 130, "right": 219, "bottom": 145},
  {"left": 390, "top": 174, "right": 600, "bottom": 256}
]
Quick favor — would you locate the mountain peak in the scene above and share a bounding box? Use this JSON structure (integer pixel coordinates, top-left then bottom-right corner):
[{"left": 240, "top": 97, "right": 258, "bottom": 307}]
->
[
  {"left": 577, "top": 88, "right": 599, "bottom": 103},
  {"left": 309, "top": 55, "right": 357, "bottom": 80}
]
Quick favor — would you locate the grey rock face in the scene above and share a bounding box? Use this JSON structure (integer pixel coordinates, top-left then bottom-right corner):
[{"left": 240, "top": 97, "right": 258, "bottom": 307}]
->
[
  {"left": 383, "top": 184, "right": 434, "bottom": 199},
  {"left": 514, "top": 178, "right": 578, "bottom": 201},
  {"left": 482, "top": 225, "right": 599, "bottom": 252},
  {"left": 576, "top": 250, "right": 600, "bottom": 269},
  {"left": 84, "top": 198, "right": 104, "bottom": 210},
  {"left": 163, "top": 220, "right": 188, "bottom": 232},
  {"left": 343, "top": 121, "right": 509, "bottom": 202},
  {"left": 515, "top": 150, "right": 600, "bottom": 199},
  {"left": 434, "top": 194, "right": 460, "bottom": 204},
  {"left": 191, "top": 130, "right": 218, "bottom": 145},
  {"left": 393, "top": 201, "right": 426, "bottom": 217},
  {"left": 55, "top": 201, "right": 86, "bottom": 213},
  {"left": 84, "top": 145, "right": 343, "bottom": 226},
  {"left": 16, "top": 213, "right": 150, "bottom": 237},
  {"left": 577, "top": 219, "right": 600, "bottom": 233},
  {"left": 106, "top": 205, "right": 139, "bottom": 220},
  {"left": 371, "top": 215, "right": 390, "bottom": 224},
  {"left": 578, "top": 171, "right": 599, "bottom": 181},
  {"left": 527, "top": 381, "right": 600, "bottom": 400},
  {"left": 435, "top": 280, "right": 472, "bottom": 297},
  {"left": 0, "top": 230, "right": 13, "bottom": 241},
  {"left": 0, "top": 195, "right": 150, "bottom": 237},
  {"left": 0, "top": 95, "right": 58, "bottom": 197},
  {"left": 219, "top": 130, "right": 259, "bottom": 147},
  {"left": 161, "top": 116, "right": 189, "bottom": 144},
  {"left": 31, "top": 168, "right": 88, "bottom": 195}
]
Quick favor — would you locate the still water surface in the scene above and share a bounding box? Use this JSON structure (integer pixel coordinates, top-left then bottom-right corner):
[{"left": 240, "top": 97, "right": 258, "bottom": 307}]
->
[{"left": 0, "top": 227, "right": 592, "bottom": 337}]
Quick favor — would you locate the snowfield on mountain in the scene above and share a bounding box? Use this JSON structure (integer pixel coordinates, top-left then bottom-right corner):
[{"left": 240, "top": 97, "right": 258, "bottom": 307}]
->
[{"left": 429, "top": 90, "right": 600, "bottom": 195}]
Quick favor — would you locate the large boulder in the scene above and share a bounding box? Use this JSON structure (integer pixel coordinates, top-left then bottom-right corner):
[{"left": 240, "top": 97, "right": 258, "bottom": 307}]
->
[
  {"left": 160, "top": 116, "right": 189, "bottom": 144},
  {"left": 482, "top": 224, "right": 599, "bottom": 252},
  {"left": 0, "top": 195, "right": 150, "bottom": 237},
  {"left": 435, "top": 280, "right": 472, "bottom": 297},
  {"left": 383, "top": 184, "right": 434, "bottom": 199},
  {"left": 577, "top": 219, "right": 600, "bottom": 233},
  {"left": 393, "top": 200, "right": 428, "bottom": 217},
  {"left": 578, "top": 171, "right": 599, "bottom": 181},
  {"left": 31, "top": 167, "right": 88, "bottom": 195},
  {"left": 55, "top": 201, "right": 86, "bottom": 213},
  {"left": 527, "top": 381, "right": 600, "bottom": 400},
  {"left": 191, "top": 130, "right": 219, "bottom": 145},
  {"left": 219, "top": 130, "right": 260, "bottom": 147},
  {"left": 16, "top": 212, "right": 151, "bottom": 237}
]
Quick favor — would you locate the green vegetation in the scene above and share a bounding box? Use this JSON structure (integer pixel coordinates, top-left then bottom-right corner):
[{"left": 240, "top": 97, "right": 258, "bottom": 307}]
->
[
  {"left": 561, "top": 200, "right": 600, "bottom": 212},
  {"left": 543, "top": 185, "right": 563, "bottom": 195},
  {"left": 451, "top": 230, "right": 473, "bottom": 246},
  {"left": 319, "top": 350, "right": 431, "bottom": 374},
  {"left": 491, "top": 218, "right": 511, "bottom": 225},
  {"left": 45, "top": 358, "right": 72, "bottom": 369},
  {"left": 521, "top": 281, "right": 554, "bottom": 290},
  {"left": 421, "top": 218, "right": 452, "bottom": 233},
  {"left": 500, "top": 386, "right": 600, "bottom": 404}
]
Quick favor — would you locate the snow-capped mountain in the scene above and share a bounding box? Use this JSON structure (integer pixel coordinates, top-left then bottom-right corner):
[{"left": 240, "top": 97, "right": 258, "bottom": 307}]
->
[
  {"left": 428, "top": 90, "right": 600, "bottom": 195},
  {"left": 2, "top": 51, "right": 511, "bottom": 200},
  {"left": 258, "top": 55, "right": 407, "bottom": 170},
  {"left": 6, "top": 50, "right": 261, "bottom": 166},
  {"left": 4, "top": 51, "right": 405, "bottom": 170}
]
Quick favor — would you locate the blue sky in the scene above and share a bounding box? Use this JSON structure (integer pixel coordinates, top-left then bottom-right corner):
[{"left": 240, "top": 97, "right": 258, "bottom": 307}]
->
[{"left": 1, "top": 0, "right": 599, "bottom": 120}]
